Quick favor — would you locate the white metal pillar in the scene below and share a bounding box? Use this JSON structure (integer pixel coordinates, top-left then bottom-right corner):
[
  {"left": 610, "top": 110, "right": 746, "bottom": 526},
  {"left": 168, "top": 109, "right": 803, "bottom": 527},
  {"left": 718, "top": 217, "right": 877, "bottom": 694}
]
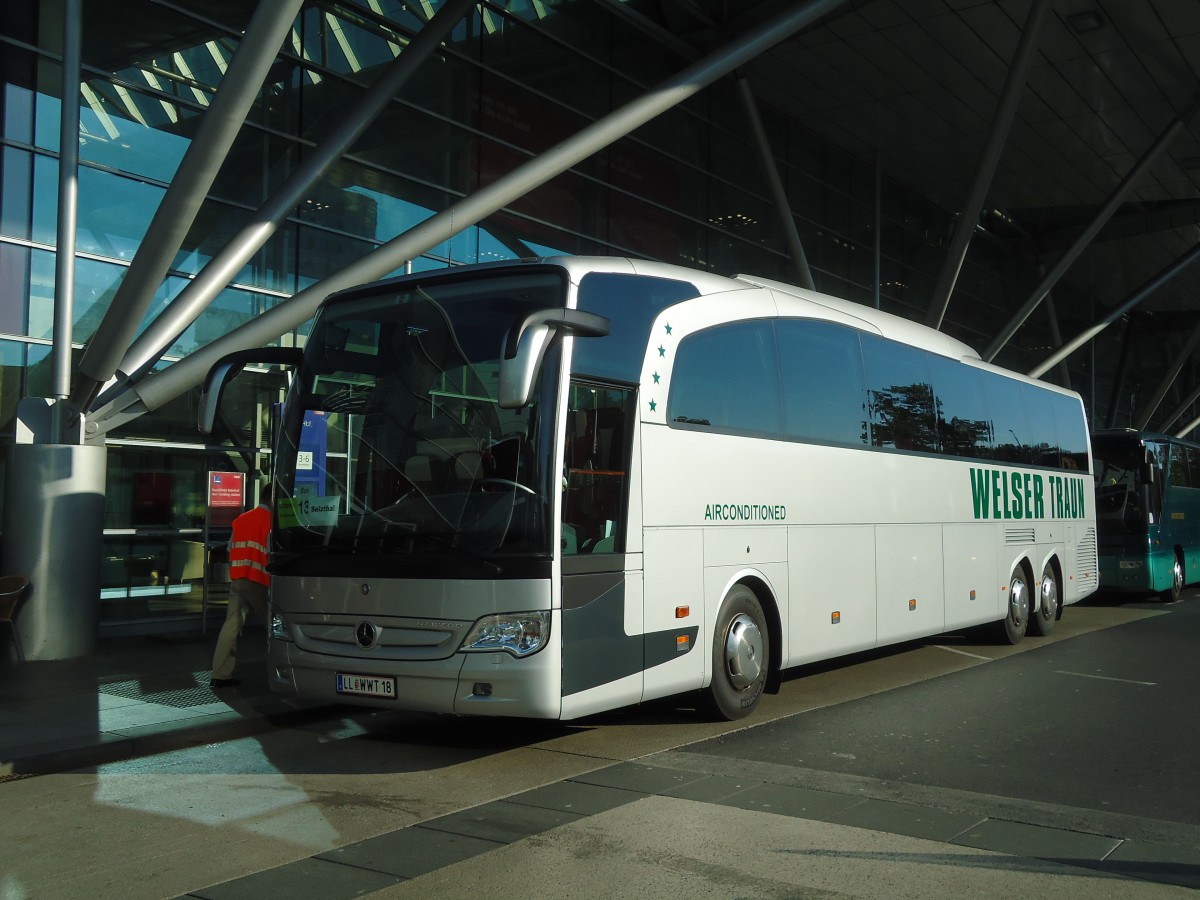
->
[
  {"left": 69, "top": 0, "right": 304, "bottom": 414},
  {"left": 113, "top": 0, "right": 478, "bottom": 386}
]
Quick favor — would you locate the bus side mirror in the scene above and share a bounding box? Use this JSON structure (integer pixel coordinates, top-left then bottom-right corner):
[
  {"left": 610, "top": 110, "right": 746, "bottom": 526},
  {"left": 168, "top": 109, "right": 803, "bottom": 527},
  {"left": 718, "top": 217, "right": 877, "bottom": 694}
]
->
[
  {"left": 198, "top": 347, "right": 303, "bottom": 434},
  {"left": 498, "top": 309, "right": 609, "bottom": 409}
]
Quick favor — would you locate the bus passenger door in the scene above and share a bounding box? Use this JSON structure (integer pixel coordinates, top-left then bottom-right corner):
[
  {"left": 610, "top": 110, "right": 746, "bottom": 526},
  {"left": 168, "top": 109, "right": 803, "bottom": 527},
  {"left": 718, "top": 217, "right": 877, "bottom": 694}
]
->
[{"left": 559, "top": 383, "right": 646, "bottom": 718}]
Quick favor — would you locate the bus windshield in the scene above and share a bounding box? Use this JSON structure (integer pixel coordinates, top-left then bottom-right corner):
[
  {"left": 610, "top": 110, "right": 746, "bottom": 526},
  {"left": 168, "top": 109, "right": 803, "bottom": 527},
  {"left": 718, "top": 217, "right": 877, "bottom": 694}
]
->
[
  {"left": 273, "top": 270, "right": 566, "bottom": 563},
  {"left": 1093, "top": 434, "right": 1153, "bottom": 531}
]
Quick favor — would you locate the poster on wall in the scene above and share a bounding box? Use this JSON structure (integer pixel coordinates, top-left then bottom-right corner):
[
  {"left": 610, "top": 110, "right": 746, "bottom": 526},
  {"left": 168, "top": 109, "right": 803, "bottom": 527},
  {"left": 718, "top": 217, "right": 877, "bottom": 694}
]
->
[{"left": 207, "top": 471, "right": 246, "bottom": 528}]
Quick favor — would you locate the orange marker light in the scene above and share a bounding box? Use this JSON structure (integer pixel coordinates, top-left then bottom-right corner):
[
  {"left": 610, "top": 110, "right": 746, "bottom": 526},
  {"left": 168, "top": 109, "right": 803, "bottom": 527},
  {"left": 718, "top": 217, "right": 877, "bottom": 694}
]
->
[
  {"left": 831, "top": 611, "right": 841, "bottom": 624},
  {"left": 676, "top": 635, "right": 689, "bottom": 652},
  {"left": 908, "top": 598, "right": 917, "bottom": 611},
  {"left": 675, "top": 606, "right": 690, "bottom": 618}
]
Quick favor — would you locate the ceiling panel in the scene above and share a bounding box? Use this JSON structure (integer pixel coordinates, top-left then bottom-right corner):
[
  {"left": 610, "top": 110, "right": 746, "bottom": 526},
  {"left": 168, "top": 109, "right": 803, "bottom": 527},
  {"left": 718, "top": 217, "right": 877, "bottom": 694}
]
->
[
  {"left": 1151, "top": 0, "right": 1200, "bottom": 35},
  {"left": 884, "top": 20, "right": 975, "bottom": 85}
]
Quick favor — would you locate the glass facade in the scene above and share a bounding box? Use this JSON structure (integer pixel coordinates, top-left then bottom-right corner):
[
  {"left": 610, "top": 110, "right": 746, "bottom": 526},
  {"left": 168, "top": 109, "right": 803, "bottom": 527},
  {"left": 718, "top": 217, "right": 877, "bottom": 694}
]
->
[{"left": 0, "top": 0, "right": 1091, "bottom": 632}]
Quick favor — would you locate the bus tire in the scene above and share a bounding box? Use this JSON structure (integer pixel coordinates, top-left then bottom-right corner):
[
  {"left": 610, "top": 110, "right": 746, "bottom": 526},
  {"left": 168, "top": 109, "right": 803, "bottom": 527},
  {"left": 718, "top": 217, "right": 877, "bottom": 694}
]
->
[
  {"left": 995, "top": 565, "right": 1030, "bottom": 645},
  {"left": 703, "top": 585, "right": 768, "bottom": 721},
  {"left": 1028, "top": 562, "right": 1059, "bottom": 636},
  {"left": 1160, "top": 554, "right": 1184, "bottom": 603}
]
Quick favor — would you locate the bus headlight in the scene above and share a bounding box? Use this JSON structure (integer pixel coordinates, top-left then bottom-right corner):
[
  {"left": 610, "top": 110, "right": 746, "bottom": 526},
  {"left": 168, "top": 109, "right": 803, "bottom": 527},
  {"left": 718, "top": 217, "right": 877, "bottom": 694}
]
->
[
  {"left": 270, "top": 607, "right": 293, "bottom": 642},
  {"left": 461, "top": 611, "right": 550, "bottom": 657}
]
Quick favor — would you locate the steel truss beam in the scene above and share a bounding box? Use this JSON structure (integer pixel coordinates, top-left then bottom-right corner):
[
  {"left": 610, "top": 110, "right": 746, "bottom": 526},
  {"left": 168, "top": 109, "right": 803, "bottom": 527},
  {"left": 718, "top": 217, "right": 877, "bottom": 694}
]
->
[
  {"left": 69, "top": 0, "right": 304, "bottom": 416},
  {"left": 1028, "top": 240, "right": 1200, "bottom": 379},
  {"left": 925, "top": 0, "right": 1050, "bottom": 330},
  {"left": 1136, "top": 319, "right": 1200, "bottom": 431},
  {"left": 110, "top": 0, "right": 477, "bottom": 391},
  {"left": 85, "top": 0, "right": 850, "bottom": 440},
  {"left": 737, "top": 76, "right": 813, "bottom": 290},
  {"left": 985, "top": 94, "right": 1200, "bottom": 363}
]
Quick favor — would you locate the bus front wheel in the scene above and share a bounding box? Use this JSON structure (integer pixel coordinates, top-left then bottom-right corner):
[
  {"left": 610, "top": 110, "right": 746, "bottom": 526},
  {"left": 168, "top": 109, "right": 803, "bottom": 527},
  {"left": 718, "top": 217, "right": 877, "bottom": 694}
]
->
[
  {"left": 1027, "top": 562, "right": 1058, "bottom": 637},
  {"left": 703, "top": 586, "right": 768, "bottom": 721},
  {"left": 1161, "top": 554, "right": 1184, "bottom": 603},
  {"left": 996, "top": 566, "right": 1030, "bottom": 645}
]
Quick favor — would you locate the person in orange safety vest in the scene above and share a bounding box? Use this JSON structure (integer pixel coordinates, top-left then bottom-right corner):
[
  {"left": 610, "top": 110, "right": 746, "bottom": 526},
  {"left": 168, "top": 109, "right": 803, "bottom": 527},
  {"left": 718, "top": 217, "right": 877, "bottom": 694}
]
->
[{"left": 210, "top": 484, "right": 271, "bottom": 687}]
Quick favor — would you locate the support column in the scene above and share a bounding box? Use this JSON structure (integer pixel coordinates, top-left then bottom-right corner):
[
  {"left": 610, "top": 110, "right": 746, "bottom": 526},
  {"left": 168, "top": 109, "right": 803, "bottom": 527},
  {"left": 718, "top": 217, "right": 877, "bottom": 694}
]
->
[
  {"left": 0, "top": 1, "right": 105, "bottom": 662},
  {"left": 52, "top": 0, "right": 81, "bottom": 415},
  {"left": 3, "top": 441, "right": 106, "bottom": 660}
]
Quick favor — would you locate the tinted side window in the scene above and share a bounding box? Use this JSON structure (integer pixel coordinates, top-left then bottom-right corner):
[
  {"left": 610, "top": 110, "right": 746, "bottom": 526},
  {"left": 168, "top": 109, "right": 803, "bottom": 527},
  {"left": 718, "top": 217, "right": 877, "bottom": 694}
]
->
[
  {"left": 861, "top": 333, "right": 937, "bottom": 452},
  {"left": 562, "top": 382, "right": 634, "bottom": 555},
  {"left": 1188, "top": 447, "right": 1200, "bottom": 487},
  {"left": 1021, "top": 383, "right": 1061, "bottom": 468},
  {"left": 776, "top": 319, "right": 867, "bottom": 445},
  {"left": 979, "top": 369, "right": 1033, "bottom": 464},
  {"left": 1169, "top": 443, "right": 1190, "bottom": 488},
  {"left": 929, "top": 356, "right": 990, "bottom": 457},
  {"left": 668, "top": 321, "right": 781, "bottom": 435},
  {"left": 575, "top": 273, "right": 701, "bottom": 381},
  {"left": 1051, "top": 392, "right": 1089, "bottom": 471}
]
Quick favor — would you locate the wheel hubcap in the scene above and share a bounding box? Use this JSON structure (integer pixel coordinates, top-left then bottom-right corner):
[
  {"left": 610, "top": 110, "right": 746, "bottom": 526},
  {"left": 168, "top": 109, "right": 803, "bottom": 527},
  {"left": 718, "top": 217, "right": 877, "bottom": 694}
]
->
[
  {"left": 1040, "top": 575, "right": 1058, "bottom": 620},
  {"left": 1175, "top": 560, "right": 1184, "bottom": 594},
  {"left": 724, "top": 613, "right": 763, "bottom": 691},
  {"left": 1010, "top": 578, "right": 1029, "bottom": 625}
]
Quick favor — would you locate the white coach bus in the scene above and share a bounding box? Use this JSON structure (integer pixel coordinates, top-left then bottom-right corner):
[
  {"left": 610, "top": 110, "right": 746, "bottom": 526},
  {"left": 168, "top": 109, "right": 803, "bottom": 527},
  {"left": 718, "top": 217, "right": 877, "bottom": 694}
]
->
[{"left": 202, "top": 256, "right": 1098, "bottom": 720}]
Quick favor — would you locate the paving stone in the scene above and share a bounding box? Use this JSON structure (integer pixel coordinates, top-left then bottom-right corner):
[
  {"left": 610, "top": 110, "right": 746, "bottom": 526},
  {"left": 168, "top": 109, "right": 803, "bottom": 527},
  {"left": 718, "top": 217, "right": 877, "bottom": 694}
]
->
[
  {"left": 569, "top": 761, "right": 706, "bottom": 794},
  {"left": 419, "top": 799, "right": 584, "bottom": 844},
  {"left": 189, "top": 856, "right": 401, "bottom": 900},
  {"left": 506, "top": 779, "right": 644, "bottom": 816},
  {"left": 951, "top": 818, "right": 1121, "bottom": 865},
  {"left": 315, "top": 826, "right": 503, "bottom": 878}
]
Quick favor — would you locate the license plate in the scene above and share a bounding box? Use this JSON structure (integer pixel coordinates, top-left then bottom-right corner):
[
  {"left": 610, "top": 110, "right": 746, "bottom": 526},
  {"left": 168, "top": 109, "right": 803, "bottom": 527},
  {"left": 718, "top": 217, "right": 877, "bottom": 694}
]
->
[{"left": 336, "top": 673, "right": 397, "bottom": 698}]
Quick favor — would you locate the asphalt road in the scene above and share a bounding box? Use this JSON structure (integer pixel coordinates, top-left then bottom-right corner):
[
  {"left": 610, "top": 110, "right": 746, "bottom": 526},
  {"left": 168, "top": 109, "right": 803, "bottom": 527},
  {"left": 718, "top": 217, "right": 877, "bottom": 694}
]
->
[{"left": 685, "top": 591, "right": 1200, "bottom": 835}]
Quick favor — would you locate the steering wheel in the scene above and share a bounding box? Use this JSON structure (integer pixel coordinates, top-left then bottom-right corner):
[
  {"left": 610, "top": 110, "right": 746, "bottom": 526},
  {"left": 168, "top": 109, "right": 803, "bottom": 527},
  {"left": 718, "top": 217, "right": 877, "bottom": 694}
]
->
[{"left": 476, "top": 478, "right": 536, "bottom": 496}]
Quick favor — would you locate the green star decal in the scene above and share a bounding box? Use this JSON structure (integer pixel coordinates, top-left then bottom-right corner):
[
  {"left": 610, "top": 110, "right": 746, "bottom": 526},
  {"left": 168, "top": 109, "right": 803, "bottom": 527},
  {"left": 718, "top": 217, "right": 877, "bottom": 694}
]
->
[
  {"left": 652, "top": 371, "right": 661, "bottom": 384},
  {"left": 664, "top": 323, "right": 673, "bottom": 335},
  {"left": 649, "top": 399, "right": 657, "bottom": 412},
  {"left": 657, "top": 345, "right": 666, "bottom": 357}
]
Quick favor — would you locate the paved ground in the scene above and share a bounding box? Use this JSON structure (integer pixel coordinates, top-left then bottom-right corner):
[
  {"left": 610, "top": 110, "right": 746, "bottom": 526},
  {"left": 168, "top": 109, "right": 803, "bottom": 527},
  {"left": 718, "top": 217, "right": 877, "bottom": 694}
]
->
[{"left": 2, "top": 599, "right": 1198, "bottom": 898}]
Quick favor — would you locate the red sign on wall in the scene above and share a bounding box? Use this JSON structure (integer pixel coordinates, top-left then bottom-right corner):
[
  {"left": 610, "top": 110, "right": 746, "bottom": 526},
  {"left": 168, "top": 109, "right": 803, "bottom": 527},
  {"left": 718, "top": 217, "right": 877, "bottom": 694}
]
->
[{"left": 208, "top": 471, "right": 246, "bottom": 528}]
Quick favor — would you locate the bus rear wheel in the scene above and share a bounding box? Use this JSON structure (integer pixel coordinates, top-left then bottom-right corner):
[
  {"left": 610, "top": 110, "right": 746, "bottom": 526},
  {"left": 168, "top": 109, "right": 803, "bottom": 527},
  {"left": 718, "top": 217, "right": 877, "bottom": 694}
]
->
[
  {"left": 703, "top": 586, "right": 768, "bottom": 721},
  {"left": 1160, "top": 554, "right": 1184, "bottom": 603},
  {"left": 1027, "top": 562, "right": 1058, "bottom": 636},
  {"left": 995, "top": 565, "right": 1029, "bottom": 645}
]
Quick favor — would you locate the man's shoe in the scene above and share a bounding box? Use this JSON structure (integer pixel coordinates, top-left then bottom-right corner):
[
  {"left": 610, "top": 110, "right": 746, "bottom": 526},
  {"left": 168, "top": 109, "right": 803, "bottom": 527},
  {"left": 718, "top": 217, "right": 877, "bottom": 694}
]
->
[{"left": 210, "top": 677, "right": 240, "bottom": 688}]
